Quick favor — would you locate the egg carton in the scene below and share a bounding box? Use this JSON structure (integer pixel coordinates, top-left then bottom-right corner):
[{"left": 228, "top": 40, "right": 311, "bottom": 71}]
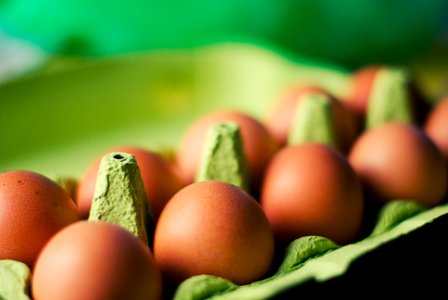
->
[{"left": 0, "top": 43, "right": 446, "bottom": 300}]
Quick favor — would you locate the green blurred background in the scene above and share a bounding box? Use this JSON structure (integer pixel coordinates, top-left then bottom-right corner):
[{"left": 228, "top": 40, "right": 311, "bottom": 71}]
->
[
  {"left": 1, "top": 0, "right": 448, "bottom": 178},
  {"left": 1, "top": 0, "right": 448, "bottom": 67}
]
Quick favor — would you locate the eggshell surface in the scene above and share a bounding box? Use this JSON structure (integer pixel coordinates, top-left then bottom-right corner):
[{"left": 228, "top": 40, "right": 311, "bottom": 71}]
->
[
  {"left": 0, "top": 170, "right": 80, "bottom": 268},
  {"left": 425, "top": 96, "right": 448, "bottom": 160},
  {"left": 344, "top": 65, "right": 379, "bottom": 119},
  {"left": 349, "top": 123, "right": 447, "bottom": 207},
  {"left": 32, "top": 221, "right": 162, "bottom": 300},
  {"left": 154, "top": 181, "right": 274, "bottom": 285},
  {"left": 261, "top": 143, "right": 364, "bottom": 245}
]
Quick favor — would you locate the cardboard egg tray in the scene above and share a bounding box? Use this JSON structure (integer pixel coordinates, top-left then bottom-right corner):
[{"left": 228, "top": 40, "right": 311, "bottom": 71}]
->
[{"left": 1, "top": 44, "right": 447, "bottom": 299}]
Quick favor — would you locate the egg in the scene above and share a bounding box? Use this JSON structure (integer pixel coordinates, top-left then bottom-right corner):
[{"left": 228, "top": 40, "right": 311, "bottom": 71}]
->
[
  {"left": 425, "top": 96, "right": 448, "bottom": 160},
  {"left": 344, "top": 65, "right": 430, "bottom": 126},
  {"left": 265, "top": 85, "right": 357, "bottom": 152},
  {"left": 32, "top": 221, "right": 162, "bottom": 300},
  {"left": 154, "top": 181, "right": 274, "bottom": 285},
  {"left": 76, "top": 147, "right": 184, "bottom": 220},
  {"left": 349, "top": 122, "right": 447, "bottom": 207},
  {"left": 265, "top": 85, "right": 326, "bottom": 145},
  {"left": 261, "top": 143, "right": 364, "bottom": 245},
  {"left": 176, "top": 110, "right": 278, "bottom": 190},
  {"left": 0, "top": 170, "right": 80, "bottom": 268},
  {"left": 344, "top": 65, "right": 379, "bottom": 120}
]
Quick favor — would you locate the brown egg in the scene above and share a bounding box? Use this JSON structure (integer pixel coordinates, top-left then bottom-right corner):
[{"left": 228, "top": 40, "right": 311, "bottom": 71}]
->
[
  {"left": 261, "top": 143, "right": 364, "bottom": 245},
  {"left": 265, "top": 85, "right": 357, "bottom": 153},
  {"left": 154, "top": 181, "right": 274, "bottom": 285},
  {"left": 349, "top": 122, "right": 447, "bottom": 207},
  {"left": 0, "top": 170, "right": 80, "bottom": 268},
  {"left": 344, "top": 65, "right": 379, "bottom": 120},
  {"left": 32, "top": 221, "right": 162, "bottom": 300},
  {"left": 265, "top": 85, "right": 326, "bottom": 146},
  {"left": 76, "top": 147, "right": 184, "bottom": 220},
  {"left": 425, "top": 96, "right": 448, "bottom": 160},
  {"left": 344, "top": 65, "right": 430, "bottom": 126},
  {"left": 176, "top": 110, "right": 278, "bottom": 189}
]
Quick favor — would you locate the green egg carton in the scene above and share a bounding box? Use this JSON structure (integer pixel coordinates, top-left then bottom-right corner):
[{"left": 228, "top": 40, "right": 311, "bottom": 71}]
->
[
  {"left": 1, "top": 43, "right": 447, "bottom": 299},
  {"left": 175, "top": 200, "right": 448, "bottom": 299}
]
